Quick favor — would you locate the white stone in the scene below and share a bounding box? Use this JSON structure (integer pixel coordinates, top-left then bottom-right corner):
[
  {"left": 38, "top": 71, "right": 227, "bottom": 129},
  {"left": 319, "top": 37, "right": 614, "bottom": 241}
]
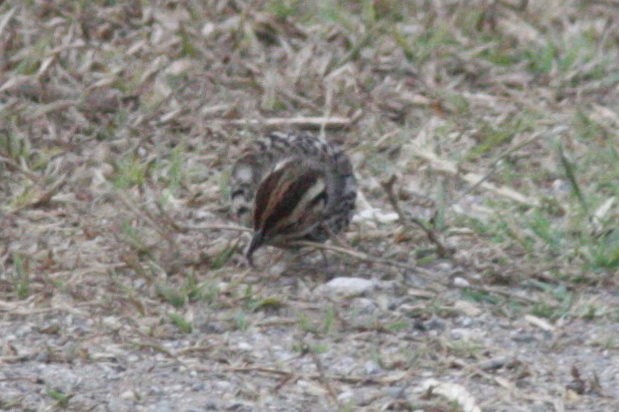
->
[
  {"left": 364, "top": 360, "right": 382, "bottom": 374},
  {"left": 315, "top": 277, "right": 376, "bottom": 297},
  {"left": 120, "top": 390, "right": 137, "bottom": 400},
  {"left": 337, "top": 390, "right": 355, "bottom": 402},
  {"left": 453, "top": 277, "right": 471, "bottom": 287}
]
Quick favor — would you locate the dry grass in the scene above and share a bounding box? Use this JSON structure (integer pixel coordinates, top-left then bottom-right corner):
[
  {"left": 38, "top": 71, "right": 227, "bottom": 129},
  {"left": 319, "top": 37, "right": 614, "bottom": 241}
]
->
[{"left": 1, "top": 0, "right": 619, "bottom": 410}]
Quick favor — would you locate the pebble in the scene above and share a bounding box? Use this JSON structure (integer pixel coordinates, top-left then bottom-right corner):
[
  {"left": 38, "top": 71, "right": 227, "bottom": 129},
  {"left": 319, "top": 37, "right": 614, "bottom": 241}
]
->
[
  {"left": 214, "top": 380, "right": 231, "bottom": 390},
  {"left": 454, "top": 300, "right": 482, "bottom": 317},
  {"left": 364, "top": 360, "right": 382, "bottom": 374},
  {"left": 120, "top": 390, "right": 137, "bottom": 400},
  {"left": 337, "top": 390, "right": 355, "bottom": 402},
  {"left": 315, "top": 277, "right": 376, "bottom": 297},
  {"left": 148, "top": 386, "right": 163, "bottom": 395},
  {"left": 413, "top": 318, "right": 445, "bottom": 332},
  {"left": 453, "top": 277, "right": 471, "bottom": 287},
  {"left": 268, "top": 261, "right": 287, "bottom": 276},
  {"left": 350, "top": 297, "right": 379, "bottom": 315}
]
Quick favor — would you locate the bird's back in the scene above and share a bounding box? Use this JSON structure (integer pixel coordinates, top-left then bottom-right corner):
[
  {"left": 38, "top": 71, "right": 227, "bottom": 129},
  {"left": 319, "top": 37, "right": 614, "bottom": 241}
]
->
[{"left": 230, "top": 131, "right": 356, "bottom": 244}]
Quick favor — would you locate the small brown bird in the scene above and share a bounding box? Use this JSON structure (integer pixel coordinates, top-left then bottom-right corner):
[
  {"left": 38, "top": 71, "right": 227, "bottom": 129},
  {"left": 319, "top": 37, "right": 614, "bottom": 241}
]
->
[{"left": 229, "top": 131, "right": 357, "bottom": 265}]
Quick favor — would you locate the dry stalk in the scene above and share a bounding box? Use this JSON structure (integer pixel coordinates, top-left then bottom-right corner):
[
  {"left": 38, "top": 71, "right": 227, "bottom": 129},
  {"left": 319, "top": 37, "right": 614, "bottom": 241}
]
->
[
  {"left": 0, "top": 154, "right": 41, "bottom": 183},
  {"left": 308, "top": 345, "right": 339, "bottom": 403},
  {"left": 221, "top": 365, "right": 412, "bottom": 385},
  {"left": 185, "top": 221, "right": 432, "bottom": 274},
  {"left": 182, "top": 223, "right": 252, "bottom": 233},
  {"left": 460, "top": 284, "right": 539, "bottom": 305},
  {"left": 212, "top": 116, "right": 354, "bottom": 130},
  {"left": 457, "top": 129, "right": 547, "bottom": 203},
  {"left": 114, "top": 190, "right": 178, "bottom": 247},
  {"left": 130, "top": 340, "right": 190, "bottom": 370},
  {"left": 409, "top": 146, "right": 540, "bottom": 207},
  {"left": 381, "top": 175, "right": 452, "bottom": 258},
  {"left": 292, "top": 240, "right": 437, "bottom": 279},
  {"left": 27, "top": 99, "right": 78, "bottom": 119}
]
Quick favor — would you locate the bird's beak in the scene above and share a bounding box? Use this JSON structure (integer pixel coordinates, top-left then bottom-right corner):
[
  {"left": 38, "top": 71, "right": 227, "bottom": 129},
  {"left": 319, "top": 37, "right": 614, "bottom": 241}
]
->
[{"left": 245, "top": 229, "right": 264, "bottom": 267}]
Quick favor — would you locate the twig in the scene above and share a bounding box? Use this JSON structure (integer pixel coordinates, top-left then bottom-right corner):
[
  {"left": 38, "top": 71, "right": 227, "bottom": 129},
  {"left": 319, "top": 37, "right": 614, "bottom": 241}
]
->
[
  {"left": 409, "top": 145, "right": 540, "bottom": 207},
  {"left": 558, "top": 141, "right": 590, "bottom": 216},
  {"left": 180, "top": 223, "right": 251, "bottom": 233},
  {"left": 294, "top": 187, "right": 544, "bottom": 306},
  {"left": 130, "top": 340, "right": 190, "bottom": 370},
  {"left": 457, "top": 130, "right": 546, "bottom": 202},
  {"left": 309, "top": 346, "right": 339, "bottom": 403},
  {"left": 381, "top": 175, "right": 452, "bottom": 258},
  {"left": 186, "top": 222, "right": 437, "bottom": 279},
  {"left": 8, "top": 173, "right": 68, "bottom": 212},
  {"left": 211, "top": 116, "right": 353, "bottom": 130},
  {"left": 328, "top": 23, "right": 383, "bottom": 73},
  {"left": 114, "top": 190, "right": 178, "bottom": 247},
  {"left": 0, "top": 155, "right": 41, "bottom": 183},
  {"left": 291, "top": 240, "right": 436, "bottom": 279},
  {"left": 155, "top": 201, "right": 190, "bottom": 233},
  {"left": 0, "top": 7, "right": 17, "bottom": 37},
  {"left": 220, "top": 366, "right": 412, "bottom": 385},
  {"left": 183, "top": 219, "right": 534, "bottom": 305},
  {"left": 460, "top": 284, "right": 540, "bottom": 305},
  {"left": 27, "top": 99, "right": 78, "bottom": 119}
]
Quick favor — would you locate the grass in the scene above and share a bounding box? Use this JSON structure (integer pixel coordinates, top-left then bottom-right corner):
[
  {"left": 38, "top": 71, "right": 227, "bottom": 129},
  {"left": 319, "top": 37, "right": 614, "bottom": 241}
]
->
[
  {"left": 10, "top": 253, "right": 30, "bottom": 299},
  {"left": 46, "top": 387, "right": 73, "bottom": 408},
  {"left": 169, "top": 312, "right": 193, "bottom": 333}
]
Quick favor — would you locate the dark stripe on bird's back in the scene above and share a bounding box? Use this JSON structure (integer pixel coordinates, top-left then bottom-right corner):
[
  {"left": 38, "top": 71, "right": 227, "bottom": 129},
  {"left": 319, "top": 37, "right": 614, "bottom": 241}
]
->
[
  {"left": 253, "top": 167, "right": 289, "bottom": 229},
  {"left": 263, "top": 171, "right": 321, "bottom": 231}
]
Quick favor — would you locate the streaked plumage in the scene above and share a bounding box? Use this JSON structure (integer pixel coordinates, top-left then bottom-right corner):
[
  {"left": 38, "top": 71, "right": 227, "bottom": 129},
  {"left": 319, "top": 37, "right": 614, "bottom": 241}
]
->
[{"left": 229, "top": 131, "right": 356, "bottom": 264}]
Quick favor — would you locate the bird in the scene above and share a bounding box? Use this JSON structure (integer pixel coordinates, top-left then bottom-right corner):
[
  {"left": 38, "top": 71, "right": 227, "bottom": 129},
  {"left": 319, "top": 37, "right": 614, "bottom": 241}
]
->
[{"left": 229, "top": 131, "right": 357, "bottom": 266}]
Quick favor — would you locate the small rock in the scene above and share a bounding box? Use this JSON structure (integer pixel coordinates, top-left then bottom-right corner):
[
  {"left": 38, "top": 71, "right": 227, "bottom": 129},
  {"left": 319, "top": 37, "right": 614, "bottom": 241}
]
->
[
  {"left": 102, "top": 316, "right": 121, "bottom": 328},
  {"left": 201, "top": 22, "right": 216, "bottom": 37},
  {"left": 165, "top": 59, "right": 194, "bottom": 76},
  {"left": 511, "top": 332, "right": 537, "bottom": 343},
  {"left": 454, "top": 300, "right": 482, "bottom": 317},
  {"left": 315, "top": 277, "right": 375, "bottom": 298},
  {"left": 364, "top": 360, "right": 382, "bottom": 374},
  {"left": 413, "top": 318, "right": 445, "bottom": 332},
  {"left": 148, "top": 386, "right": 163, "bottom": 395},
  {"left": 551, "top": 179, "right": 570, "bottom": 194},
  {"left": 214, "top": 380, "right": 232, "bottom": 390},
  {"left": 268, "top": 261, "right": 287, "bottom": 276},
  {"left": 350, "top": 297, "right": 379, "bottom": 315},
  {"left": 120, "top": 390, "right": 137, "bottom": 400},
  {"left": 524, "top": 314, "right": 555, "bottom": 332},
  {"left": 337, "top": 390, "right": 355, "bottom": 402},
  {"left": 203, "top": 401, "right": 220, "bottom": 410},
  {"left": 434, "top": 261, "right": 454, "bottom": 272},
  {"left": 453, "top": 277, "right": 470, "bottom": 287},
  {"left": 191, "top": 382, "right": 206, "bottom": 391},
  {"left": 386, "top": 386, "right": 406, "bottom": 398},
  {"left": 126, "top": 354, "right": 140, "bottom": 363},
  {"left": 237, "top": 341, "right": 252, "bottom": 351}
]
